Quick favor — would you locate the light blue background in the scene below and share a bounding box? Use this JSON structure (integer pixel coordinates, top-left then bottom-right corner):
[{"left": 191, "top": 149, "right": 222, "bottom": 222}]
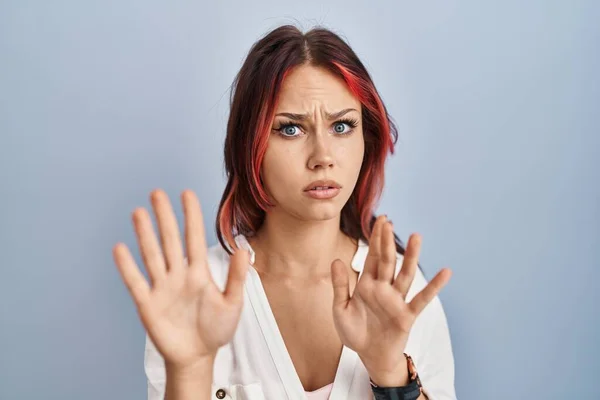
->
[{"left": 1, "top": 1, "right": 598, "bottom": 399}]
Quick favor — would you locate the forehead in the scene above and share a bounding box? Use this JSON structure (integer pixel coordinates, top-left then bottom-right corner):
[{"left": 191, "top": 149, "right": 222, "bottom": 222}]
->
[{"left": 275, "top": 64, "right": 360, "bottom": 111}]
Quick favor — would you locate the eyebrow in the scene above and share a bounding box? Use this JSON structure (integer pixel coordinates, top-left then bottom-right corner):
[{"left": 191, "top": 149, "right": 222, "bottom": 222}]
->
[{"left": 274, "top": 108, "right": 359, "bottom": 121}]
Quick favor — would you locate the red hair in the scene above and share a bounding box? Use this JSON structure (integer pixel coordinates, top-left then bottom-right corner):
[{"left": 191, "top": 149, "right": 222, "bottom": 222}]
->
[{"left": 216, "top": 25, "right": 408, "bottom": 257}]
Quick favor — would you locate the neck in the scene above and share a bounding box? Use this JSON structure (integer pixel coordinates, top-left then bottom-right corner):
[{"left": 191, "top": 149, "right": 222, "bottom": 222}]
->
[{"left": 248, "top": 210, "right": 357, "bottom": 279}]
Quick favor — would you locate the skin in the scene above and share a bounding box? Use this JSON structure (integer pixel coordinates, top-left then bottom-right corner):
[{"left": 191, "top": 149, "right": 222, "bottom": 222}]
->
[
  {"left": 112, "top": 64, "right": 451, "bottom": 400},
  {"left": 248, "top": 64, "right": 368, "bottom": 391},
  {"left": 250, "top": 63, "right": 365, "bottom": 281}
]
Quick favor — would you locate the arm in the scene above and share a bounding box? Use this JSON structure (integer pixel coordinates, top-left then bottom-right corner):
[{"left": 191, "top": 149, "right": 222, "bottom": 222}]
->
[
  {"left": 367, "top": 354, "right": 429, "bottom": 399},
  {"left": 114, "top": 191, "right": 249, "bottom": 400},
  {"left": 165, "top": 356, "right": 215, "bottom": 400},
  {"left": 413, "top": 294, "right": 456, "bottom": 400},
  {"left": 331, "top": 218, "right": 455, "bottom": 400},
  {"left": 145, "top": 334, "right": 217, "bottom": 400},
  {"left": 366, "top": 293, "right": 456, "bottom": 400}
]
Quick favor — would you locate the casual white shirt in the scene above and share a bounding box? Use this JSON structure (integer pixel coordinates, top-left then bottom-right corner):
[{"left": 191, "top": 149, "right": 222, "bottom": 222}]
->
[{"left": 144, "top": 235, "right": 457, "bottom": 400}]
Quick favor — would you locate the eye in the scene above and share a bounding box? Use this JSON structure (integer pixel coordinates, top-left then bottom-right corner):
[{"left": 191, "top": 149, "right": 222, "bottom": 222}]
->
[
  {"left": 273, "top": 121, "right": 304, "bottom": 138},
  {"left": 333, "top": 117, "right": 359, "bottom": 135},
  {"left": 333, "top": 123, "right": 347, "bottom": 133},
  {"left": 273, "top": 117, "right": 359, "bottom": 139}
]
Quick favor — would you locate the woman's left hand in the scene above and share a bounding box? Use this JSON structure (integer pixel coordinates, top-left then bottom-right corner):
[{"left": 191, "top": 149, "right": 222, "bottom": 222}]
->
[{"left": 330, "top": 215, "right": 452, "bottom": 386}]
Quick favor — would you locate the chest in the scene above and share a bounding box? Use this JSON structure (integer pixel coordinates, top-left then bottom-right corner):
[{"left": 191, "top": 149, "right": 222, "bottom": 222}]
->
[{"left": 259, "top": 272, "right": 359, "bottom": 392}]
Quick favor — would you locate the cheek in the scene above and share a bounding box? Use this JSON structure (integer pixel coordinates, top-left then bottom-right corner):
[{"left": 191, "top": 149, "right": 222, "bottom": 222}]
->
[
  {"left": 261, "top": 146, "right": 300, "bottom": 191},
  {"left": 334, "top": 138, "right": 364, "bottom": 168},
  {"left": 334, "top": 145, "right": 347, "bottom": 158}
]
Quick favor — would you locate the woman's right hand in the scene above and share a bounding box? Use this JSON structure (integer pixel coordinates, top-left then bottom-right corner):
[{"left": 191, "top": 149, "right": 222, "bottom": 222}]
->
[{"left": 113, "top": 189, "right": 250, "bottom": 372}]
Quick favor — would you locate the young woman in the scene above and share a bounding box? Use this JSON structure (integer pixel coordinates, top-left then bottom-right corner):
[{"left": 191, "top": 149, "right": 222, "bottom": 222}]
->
[{"left": 113, "top": 25, "right": 456, "bottom": 400}]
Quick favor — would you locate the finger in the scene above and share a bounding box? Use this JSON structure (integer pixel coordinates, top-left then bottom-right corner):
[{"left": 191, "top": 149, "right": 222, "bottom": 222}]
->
[
  {"left": 150, "top": 189, "right": 184, "bottom": 274},
  {"left": 331, "top": 259, "right": 350, "bottom": 310},
  {"left": 364, "top": 215, "right": 387, "bottom": 279},
  {"left": 113, "top": 243, "right": 151, "bottom": 308},
  {"left": 409, "top": 268, "right": 452, "bottom": 315},
  {"left": 182, "top": 190, "right": 207, "bottom": 269},
  {"left": 132, "top": 207, "right": 167, "bottom": 284},
  {"left": 377, "top": 221, "right": 397, "bottom": 283},
  {"left": 393, "top": 233, "right": 421, "bottom": 299},
  {"left": 223, "top": 248, "right": 250, "bottom": 305}
]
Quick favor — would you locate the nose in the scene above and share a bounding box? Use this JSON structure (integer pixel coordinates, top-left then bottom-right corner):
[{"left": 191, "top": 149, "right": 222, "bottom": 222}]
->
[{"left": 307, "top": 134, "right": 335, "bottom": 170}]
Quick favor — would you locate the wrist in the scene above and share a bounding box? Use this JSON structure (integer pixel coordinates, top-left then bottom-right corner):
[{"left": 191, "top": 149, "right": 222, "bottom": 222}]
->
[
  {"left": 165, "top": 354, "right": 216, "bottom": 382},
  {"left": 368, "top": 353, "right": 424, "bottom": 400},
  {"left": 369, "top": 369, "right": 410, "bottom": 388},
  {"left": 366, "top": 353, "right": 410, "bottom": 387},
  {"left": 367, "top": 353, "right": 423, "bottom": 400},
  {"left": 165, "top": 355, "right": 216, "bottom": 400}
]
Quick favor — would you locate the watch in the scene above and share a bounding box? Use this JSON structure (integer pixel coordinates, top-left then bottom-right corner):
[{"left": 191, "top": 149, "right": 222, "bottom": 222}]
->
[{"left": 369, "top": 353, "right": 423, "bottom": 400}]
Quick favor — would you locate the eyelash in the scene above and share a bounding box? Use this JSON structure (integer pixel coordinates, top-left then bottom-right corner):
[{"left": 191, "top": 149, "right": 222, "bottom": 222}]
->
[{"left": 273, "top": 117, "right": 360, "bottom": 138}]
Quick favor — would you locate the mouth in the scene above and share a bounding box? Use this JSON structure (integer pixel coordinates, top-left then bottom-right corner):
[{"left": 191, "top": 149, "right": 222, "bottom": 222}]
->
[
  {"left": 303, "top": 180, "right": 342, "bottom": 192},
  {"left": 302, "top": 180, "right": 342, "bottom": 200},
  {"left": 306, "top": 186, "right": 337, "bottom": 191}
]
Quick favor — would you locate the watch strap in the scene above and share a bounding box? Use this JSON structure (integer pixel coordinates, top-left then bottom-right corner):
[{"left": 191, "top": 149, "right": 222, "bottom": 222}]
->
[
  {"left": 371, "top": 379, "right": 422, "bottom": 400},
  {"left": 369, "top": 353, "right": 423, "bottom": 400}
]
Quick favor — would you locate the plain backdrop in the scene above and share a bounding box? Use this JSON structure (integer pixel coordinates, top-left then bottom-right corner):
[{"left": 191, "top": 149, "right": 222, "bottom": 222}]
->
[{"left": 1, "top": 1, "right": 599, "bottom": 399}]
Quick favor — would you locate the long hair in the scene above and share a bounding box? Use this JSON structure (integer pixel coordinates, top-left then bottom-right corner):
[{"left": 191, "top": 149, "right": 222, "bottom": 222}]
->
[{"left": 216, "top": 24, "right": 412, "bottom": 262}]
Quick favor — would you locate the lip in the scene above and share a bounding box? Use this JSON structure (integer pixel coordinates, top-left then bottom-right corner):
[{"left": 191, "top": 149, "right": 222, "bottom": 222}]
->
[
  {"left": 303, "top": 179, "right": 342, "bottom": 192},
  {"left": 303, "top": 187, "right": 341, "bottom": 200},
  {"left": 302, "top": 179, "right": 342, "bottom": 200}
]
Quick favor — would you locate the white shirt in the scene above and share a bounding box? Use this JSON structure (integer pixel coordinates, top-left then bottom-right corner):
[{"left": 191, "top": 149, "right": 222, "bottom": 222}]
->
[{"left": 145, "top": 235, "right": 457, "bottom": 400}]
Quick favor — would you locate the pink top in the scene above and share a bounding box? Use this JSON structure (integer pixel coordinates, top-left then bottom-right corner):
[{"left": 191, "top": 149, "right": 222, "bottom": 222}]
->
[{"left": 305, "top": 382, "right": 334, "bottom": 400}]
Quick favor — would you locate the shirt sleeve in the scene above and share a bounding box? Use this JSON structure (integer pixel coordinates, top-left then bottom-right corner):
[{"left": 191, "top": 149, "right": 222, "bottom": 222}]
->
[
  {"left": 144, "top": 333, "right": 166, "bottom": 400},
  {"left": 414, "top": 291, "right": 457, "bottom": 400}
]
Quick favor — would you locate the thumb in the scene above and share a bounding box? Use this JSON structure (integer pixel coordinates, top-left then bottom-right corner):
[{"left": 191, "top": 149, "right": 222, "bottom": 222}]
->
[
  {"left": 331, "top": 259, "right": 350, "bottom": 310},
  {"left": 224, "top": 249, "right": 250, "bottom": 305}
]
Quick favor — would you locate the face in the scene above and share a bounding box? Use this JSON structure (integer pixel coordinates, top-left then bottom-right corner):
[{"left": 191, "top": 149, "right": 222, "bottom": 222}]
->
[{"left": 260, "top": 64, "right": 365, "bottom": 222}]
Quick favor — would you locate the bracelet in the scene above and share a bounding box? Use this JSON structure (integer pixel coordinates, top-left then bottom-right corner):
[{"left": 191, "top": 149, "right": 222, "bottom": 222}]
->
[
  {"left": 370, "top": 379, "right": 421, "bottom": 400},
  {"left": 369, "top": 353, "right": 423, "bottom": 400}
]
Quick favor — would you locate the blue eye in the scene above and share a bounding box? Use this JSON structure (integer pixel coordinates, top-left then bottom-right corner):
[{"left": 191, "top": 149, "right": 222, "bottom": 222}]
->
[
  {"left": 273, "top": 122, "right": 302, "bottom": 137},
  {"left": 273, "top": 117, "right": 359, "bottom": 138},
  {"left": 334, "top": 123, "right": 346, "bottom": 133},
  {"left": 282, "top": 125, "right": 299, "bottom": 136},
  {"left": 335, "top": 118, "right": 360, "bottom": 132}
]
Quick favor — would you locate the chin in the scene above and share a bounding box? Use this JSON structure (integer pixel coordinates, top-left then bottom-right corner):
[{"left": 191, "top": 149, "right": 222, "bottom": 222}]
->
[
  {"left": 302, "top": 203, "right": 343, "bottom": 221},
  {"left": 272, "top": 193, "right": 349, "bottom": 221}
]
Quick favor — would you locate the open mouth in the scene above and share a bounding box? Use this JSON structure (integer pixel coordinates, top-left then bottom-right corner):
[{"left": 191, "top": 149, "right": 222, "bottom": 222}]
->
[{"left": 308, "top": 186, "right": 336, "bottom": 191}]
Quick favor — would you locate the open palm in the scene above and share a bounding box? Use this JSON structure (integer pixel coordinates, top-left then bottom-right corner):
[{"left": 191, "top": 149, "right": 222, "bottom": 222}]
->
[
  {"left": 113, "top": 189, "right": 249, "bottom": 370},
  {"left": 330, "top": 215, "right": 452, "bottom": 372}
]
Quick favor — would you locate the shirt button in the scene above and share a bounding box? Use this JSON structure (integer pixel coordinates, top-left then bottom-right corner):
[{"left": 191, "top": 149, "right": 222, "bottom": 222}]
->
[{"left": 215, "top": 388, "right": 226, "bottom": 399}]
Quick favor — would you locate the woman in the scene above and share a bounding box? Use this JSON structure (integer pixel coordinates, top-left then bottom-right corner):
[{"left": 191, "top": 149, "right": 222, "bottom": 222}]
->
[{"left": 113, "top": 25, "right": 456, "bottom": 400}]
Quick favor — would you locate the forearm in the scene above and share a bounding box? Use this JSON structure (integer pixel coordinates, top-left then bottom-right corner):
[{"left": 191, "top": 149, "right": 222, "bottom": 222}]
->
[{"left": 164, "top": 356, "right": 215, "bottom": 400}]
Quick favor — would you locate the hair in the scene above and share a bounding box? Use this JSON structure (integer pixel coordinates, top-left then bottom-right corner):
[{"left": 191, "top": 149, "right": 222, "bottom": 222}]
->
[{"left": 215, "top": 24, "right": 415, "bottom": 266}]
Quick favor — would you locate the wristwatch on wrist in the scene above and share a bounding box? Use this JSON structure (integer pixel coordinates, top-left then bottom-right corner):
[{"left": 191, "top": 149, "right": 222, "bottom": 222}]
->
[{"left": 369, "top": 353, "right": 423, "bottom": 400}]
